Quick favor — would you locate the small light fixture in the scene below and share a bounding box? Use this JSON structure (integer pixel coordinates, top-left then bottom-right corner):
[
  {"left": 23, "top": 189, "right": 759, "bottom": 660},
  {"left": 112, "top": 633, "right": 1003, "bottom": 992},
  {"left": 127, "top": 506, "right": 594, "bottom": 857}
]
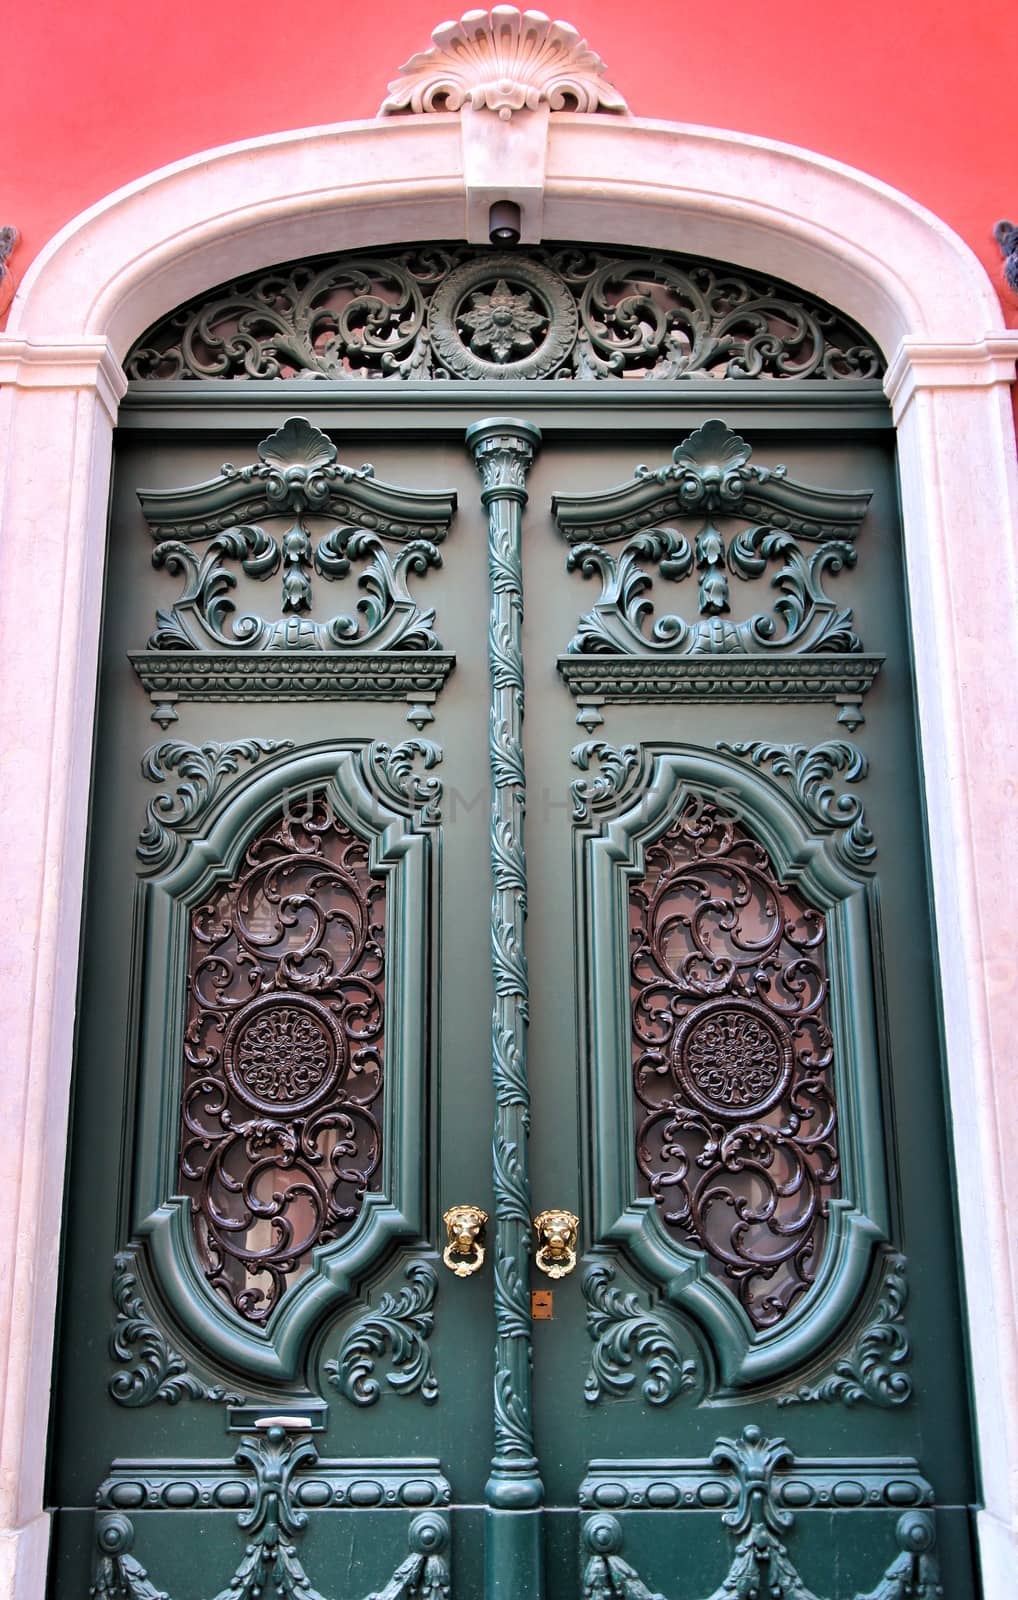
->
[
  {"left": 994, "top": 219, "right": 1018, "bottom": 294},
  {"left": 488, "top": 200, "right": 522, "bottom": 247}
]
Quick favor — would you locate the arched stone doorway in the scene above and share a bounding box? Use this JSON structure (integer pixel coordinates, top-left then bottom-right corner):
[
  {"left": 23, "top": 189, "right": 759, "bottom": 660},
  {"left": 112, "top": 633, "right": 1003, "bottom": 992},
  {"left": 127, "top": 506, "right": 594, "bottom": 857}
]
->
[{"left": 1, "top": 15, "right": 1017, "bottom": 1594}]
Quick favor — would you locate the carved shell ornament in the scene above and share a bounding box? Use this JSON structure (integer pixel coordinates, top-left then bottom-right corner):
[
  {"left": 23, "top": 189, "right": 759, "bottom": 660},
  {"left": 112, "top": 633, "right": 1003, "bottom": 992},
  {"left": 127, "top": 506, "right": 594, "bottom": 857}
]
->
[{"left": 380, "top": 6, "right": 628, "bottom": 120}]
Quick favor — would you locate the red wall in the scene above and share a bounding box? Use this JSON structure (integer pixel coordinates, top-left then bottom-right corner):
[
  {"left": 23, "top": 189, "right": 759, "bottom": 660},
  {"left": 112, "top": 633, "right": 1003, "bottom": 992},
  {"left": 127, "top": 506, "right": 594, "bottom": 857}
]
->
[{"left": 4, "top": 0, "right": 1017, "bottom": 327}]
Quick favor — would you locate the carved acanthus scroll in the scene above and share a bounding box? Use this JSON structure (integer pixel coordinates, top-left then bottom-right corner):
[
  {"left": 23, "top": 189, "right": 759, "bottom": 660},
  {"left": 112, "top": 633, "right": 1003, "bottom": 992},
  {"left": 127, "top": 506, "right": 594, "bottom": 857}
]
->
[
  {"left": 554, "top": 420, "right": 883, "bottom": 727},
  {"left": 129, "top": 417, "right": 456, "bottom": 727},
  {"left": 125, "top": 247, "right": 883, "bottom": 386}
]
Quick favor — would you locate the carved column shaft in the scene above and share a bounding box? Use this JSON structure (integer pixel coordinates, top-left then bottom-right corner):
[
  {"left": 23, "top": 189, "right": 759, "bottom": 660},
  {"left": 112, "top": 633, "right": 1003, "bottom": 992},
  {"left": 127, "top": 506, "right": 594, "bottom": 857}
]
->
[{"left": 467, "top": 419, "right": 543, "bottom": 1522}]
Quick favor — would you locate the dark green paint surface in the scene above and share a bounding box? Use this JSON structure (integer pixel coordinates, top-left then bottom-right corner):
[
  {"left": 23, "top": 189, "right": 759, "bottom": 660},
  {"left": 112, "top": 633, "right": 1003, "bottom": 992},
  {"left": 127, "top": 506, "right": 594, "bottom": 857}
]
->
[{"left": 48, "top": 401, "right": 978, "bottom": 1598}]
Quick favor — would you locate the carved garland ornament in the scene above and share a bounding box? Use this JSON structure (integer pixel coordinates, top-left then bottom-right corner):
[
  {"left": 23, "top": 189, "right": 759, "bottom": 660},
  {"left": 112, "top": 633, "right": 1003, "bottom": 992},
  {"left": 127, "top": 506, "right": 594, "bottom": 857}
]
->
[
  {"left": 380, "top": 5, "right": 627, "bottom": 119},
  {"left": 125, "top": 245, "right": 884, "bottom": 385},
  {"left": 91, "top": 1431, "right": 452, "bottom": 1600},
  {"left": 579, "top": 1427, "right": 941, "bottom": 1600}
]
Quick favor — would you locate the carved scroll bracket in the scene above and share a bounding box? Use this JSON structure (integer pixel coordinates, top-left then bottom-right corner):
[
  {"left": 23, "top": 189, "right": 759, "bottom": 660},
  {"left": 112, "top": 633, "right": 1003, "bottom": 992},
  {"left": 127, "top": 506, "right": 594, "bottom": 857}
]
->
[
  {"left": 130, "top": 418, "right": 457, "bottom": 729},
  {"left": 554, "top": 422, "right": 883, "bottom": 729}
]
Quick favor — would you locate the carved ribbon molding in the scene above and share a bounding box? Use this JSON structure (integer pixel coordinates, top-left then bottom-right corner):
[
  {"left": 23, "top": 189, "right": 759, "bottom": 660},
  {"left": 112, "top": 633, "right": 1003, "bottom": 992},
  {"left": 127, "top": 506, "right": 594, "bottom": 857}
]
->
[
  {"left": 580, "top": 1427, "right": 940, "bottom": 1600},
  {"left": 554, "top": 421, "right": 883, "bottom": 729},
  {"left": 91, "top": 1430, "right": 452, "bottom": 1600},
  {"left": 129, "top": 417, "right": 456, "bottom": 728},
  {"left": 125, "top": 245, "right": 884, "bottom": 386}
]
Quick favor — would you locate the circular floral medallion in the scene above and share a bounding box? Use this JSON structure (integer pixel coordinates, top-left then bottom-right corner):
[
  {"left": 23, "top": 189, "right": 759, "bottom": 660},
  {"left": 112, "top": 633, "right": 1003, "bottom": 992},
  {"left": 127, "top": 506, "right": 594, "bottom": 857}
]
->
[
  {"left": 427, "top": 254, "right": 578, "bottom": 378},
  {"left": 672, "top": 998, "right": 793, "bottom": 1119},
  {"left": 224, "top": 993, "right": 345, "bottom": 1115}
]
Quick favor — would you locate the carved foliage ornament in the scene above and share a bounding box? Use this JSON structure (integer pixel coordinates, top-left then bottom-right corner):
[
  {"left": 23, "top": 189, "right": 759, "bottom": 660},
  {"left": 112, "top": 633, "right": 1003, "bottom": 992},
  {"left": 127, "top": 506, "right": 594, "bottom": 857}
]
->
[
  {"left": 779, "top": 1251, "right": 912, "bottom": 1407},
  {"left": 180, "top": 790, "right": 386, "bottom": 1322},
  {"left": 557, "top": 421, "right": 872, "bottom": 660},
  {"left": 125, "top": 245, "right": 883, "bottom": 384},
  {"left": 325, "top": 1260, "right": 440, "bottom": 1405},
  {"left": 108, "top": 1251, "right": 243, "bottom": 1408},
  {"left": 631, "top": 797, "right": 840, "bottom": 1330},
  {"left": 582, "top": 1261, "right": 698, "bottom": 1406},
  {"left": 379, "top": 6, "right": 627, "bottom": 119},
  {"left": 135, "top": 418, "right": 454, "bottom": 656}
]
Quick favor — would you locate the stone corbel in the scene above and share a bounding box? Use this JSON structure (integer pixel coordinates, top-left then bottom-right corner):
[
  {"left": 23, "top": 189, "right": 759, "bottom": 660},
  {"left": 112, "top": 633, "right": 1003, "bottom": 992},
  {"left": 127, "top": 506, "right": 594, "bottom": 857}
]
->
[
  {"left": 461, "top": 101, "right": 548, "bottom": 244},
  {"left": 379, "top": 6, "right": 628, "bottom": 245}
]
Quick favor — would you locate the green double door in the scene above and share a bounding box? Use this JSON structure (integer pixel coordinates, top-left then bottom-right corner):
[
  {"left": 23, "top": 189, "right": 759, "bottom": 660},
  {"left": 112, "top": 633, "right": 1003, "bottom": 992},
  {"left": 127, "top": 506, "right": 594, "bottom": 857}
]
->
[{"left": 49, "top": 394, "right": 978, "bottom": 1599}]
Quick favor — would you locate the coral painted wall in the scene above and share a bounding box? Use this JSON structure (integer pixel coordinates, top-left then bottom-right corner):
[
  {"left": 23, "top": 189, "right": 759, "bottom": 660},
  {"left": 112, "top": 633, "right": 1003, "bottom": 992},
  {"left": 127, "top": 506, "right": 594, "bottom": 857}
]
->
[{"left": 3, "top": 0, "right": 1017, "bottom": 325}]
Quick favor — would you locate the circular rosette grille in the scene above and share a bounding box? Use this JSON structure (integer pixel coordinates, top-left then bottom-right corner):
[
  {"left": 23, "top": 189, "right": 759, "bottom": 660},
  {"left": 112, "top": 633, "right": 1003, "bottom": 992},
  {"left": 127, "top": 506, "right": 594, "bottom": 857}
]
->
[
  {"left": 672, "top": 997, "right": 794, "bottom": 1120},
  {"left": 427, "top": 255, "right": 578, "bottom": 378},
  {"left": 224, "top": 992, "right": 346, "bottom": 1115}
]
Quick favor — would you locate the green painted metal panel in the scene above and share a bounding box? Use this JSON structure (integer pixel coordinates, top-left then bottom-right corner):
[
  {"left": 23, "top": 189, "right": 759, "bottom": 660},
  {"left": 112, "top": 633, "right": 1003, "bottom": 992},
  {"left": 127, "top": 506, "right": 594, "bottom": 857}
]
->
[{"left": 48, "top": 403, "right": 976, "bottom": 1600}]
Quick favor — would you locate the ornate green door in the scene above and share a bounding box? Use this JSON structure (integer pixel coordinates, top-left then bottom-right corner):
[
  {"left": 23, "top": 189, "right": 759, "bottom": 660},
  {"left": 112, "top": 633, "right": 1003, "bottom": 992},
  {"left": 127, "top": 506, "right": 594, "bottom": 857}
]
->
[{"left": 48, "top": 246, "right": 978, "bottom": 1600}]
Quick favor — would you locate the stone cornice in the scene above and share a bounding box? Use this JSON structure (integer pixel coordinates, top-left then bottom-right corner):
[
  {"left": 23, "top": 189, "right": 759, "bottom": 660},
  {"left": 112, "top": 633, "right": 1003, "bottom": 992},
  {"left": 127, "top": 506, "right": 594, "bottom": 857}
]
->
[
  {"left": 0, "top": 336, "right": 127, "bottom": 420},
  {"left": 884, "top": 333, "right": 1018, "bottom": 417}
]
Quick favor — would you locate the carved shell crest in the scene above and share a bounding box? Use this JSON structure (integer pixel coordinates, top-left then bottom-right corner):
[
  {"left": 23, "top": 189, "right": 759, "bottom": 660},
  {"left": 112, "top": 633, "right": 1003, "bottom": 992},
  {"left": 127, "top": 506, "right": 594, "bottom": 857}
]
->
[{"left": 380, "top": 6, "right": 628, "bottom": 121}]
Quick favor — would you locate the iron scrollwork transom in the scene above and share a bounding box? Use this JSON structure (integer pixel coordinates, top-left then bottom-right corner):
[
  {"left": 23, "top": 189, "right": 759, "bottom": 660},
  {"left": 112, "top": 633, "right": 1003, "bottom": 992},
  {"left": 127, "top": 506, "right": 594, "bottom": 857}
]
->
[{"left": 125, "top": 243, "right": 884, "bottom": 384}]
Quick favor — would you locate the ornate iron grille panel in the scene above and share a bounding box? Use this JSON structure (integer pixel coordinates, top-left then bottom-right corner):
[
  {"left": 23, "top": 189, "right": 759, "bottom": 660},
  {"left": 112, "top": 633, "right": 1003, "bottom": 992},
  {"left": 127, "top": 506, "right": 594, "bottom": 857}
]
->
[
  {"left": 180, "top": 791, "right": 385, "bottom": 1322},
  {"left": 125, "top": 244, "right": 884, "bottom": 383},
  {"left": 630, "top": 797, "right": 839, "bottom": 1329}
]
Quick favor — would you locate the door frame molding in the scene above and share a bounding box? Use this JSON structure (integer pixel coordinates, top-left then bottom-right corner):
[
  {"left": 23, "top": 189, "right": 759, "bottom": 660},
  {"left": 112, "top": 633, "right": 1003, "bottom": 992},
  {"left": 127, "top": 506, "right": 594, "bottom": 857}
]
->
[{"left": 2, "top": 108, "right": 1017, "bottom": 1599}]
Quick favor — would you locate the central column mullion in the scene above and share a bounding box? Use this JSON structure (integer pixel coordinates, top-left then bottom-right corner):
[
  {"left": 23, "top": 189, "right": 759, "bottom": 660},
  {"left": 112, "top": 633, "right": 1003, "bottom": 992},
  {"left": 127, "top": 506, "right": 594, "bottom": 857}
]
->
[{"left": 466, "top": 417, "right": 544, "bottom": 1600}]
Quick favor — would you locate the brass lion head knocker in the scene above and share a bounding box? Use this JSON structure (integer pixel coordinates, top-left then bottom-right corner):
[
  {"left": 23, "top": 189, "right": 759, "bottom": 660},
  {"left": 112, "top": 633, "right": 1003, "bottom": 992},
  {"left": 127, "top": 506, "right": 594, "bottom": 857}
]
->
[
  {"left": 442, "top": 1204, "right": 488, "bottom": 1276},
  {"left": 533, "top": 1209, "right": 579, "bottom": 1278}
]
